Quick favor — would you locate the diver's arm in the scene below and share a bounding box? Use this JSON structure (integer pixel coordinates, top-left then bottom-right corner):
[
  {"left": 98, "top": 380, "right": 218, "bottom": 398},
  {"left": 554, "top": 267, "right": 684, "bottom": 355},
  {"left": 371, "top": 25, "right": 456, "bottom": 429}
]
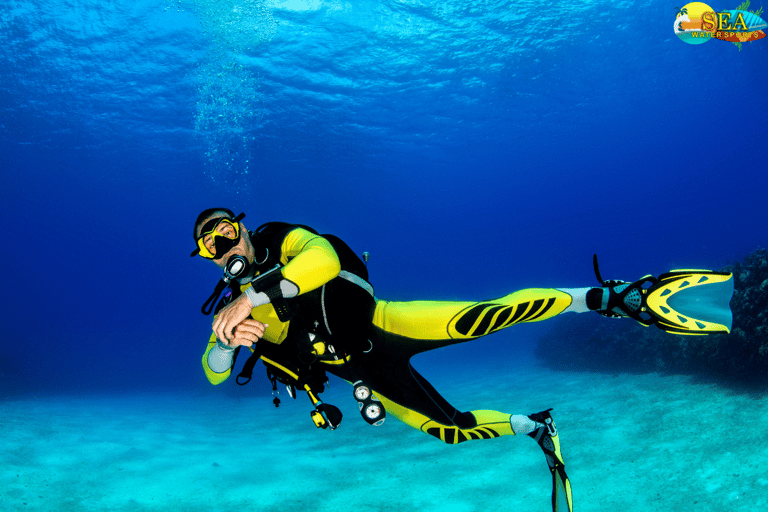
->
[
  {"left": 242, "top": 228, "right": 340, "bottom": 307},
  {"left": 203, "top": 320, "right": 267, "bottom": 384},
  {"left": 214, "top": 228, "right": 339, "bottom": 343},
  {"left": 202, "top": 332, "right": 233, "bottom": 385},
  {"left": 278, "top": 228, "right": 341, "bottom": 294}
]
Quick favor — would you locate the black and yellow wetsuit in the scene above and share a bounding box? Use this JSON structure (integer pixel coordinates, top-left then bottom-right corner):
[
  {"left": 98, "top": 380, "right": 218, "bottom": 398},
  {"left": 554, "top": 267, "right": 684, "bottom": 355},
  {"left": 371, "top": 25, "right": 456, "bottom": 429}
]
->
[
  {"left": 198, "top": 221, "right": 736, "bottom": 512},
  {"left": 202, "top": 224, "right": 574, "bottom": 444}
]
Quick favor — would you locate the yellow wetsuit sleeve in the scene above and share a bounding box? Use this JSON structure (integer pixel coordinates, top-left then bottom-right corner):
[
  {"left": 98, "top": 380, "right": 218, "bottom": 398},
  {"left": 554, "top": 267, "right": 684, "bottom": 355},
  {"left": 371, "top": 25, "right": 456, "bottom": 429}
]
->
[
  {"left": 278, "top": 228, "right": 341, "bottom": 295},
  {"left": 202, "top": 332, "right": 230, "bottom": 385}
]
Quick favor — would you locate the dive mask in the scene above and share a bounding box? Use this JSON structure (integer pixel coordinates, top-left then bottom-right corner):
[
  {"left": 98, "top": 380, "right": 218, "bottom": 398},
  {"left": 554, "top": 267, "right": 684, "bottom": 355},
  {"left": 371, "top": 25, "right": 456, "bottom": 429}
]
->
[{"left": 191, "top": 213, "right": 246, "bottom": 259}]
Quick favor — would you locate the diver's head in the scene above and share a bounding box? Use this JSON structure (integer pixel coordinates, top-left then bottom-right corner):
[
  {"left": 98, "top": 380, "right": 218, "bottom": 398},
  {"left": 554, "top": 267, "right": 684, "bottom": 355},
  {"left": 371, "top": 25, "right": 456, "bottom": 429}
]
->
[{"left": 191, "top": 208, "right": 255, "bottom": 276}]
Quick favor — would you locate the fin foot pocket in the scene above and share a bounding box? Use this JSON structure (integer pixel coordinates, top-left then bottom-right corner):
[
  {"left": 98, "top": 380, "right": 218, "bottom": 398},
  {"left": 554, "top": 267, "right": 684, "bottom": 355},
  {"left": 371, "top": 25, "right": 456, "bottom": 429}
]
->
[{"left": 527, "top": 409, "right": 573, "bottom": 512}]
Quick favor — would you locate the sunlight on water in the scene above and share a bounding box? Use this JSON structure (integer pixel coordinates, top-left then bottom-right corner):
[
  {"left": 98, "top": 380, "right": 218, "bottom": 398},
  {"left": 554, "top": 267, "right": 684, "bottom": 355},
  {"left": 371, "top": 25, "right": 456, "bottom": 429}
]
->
[{"left": 169, "top": 0, "right": 277, "bottom": 188}]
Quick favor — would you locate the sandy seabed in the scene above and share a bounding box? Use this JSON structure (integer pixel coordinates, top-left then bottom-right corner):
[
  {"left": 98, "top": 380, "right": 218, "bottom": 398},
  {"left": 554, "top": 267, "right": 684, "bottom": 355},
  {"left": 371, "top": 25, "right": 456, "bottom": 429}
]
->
[{"left": 2, "top": 363, "right": 767, "bottom": 512}]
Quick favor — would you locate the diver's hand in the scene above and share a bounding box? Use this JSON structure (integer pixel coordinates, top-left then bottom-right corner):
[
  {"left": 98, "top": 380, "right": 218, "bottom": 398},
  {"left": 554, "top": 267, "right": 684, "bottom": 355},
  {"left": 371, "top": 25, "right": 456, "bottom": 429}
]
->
[
  {"left": 212, "top": 293, "right": 256, "bottom": 344},
  {"left": 226, "top": 319, "right": 268, "bottom": 348}
]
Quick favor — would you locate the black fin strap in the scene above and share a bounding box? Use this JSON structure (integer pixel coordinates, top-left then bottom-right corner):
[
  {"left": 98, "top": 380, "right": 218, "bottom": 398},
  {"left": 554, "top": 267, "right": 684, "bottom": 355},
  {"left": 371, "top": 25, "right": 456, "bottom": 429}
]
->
[
  {"left": 593, "top": 254, "right": 661, "bottom": 327},
  {"left": 201, "top": 279, "right": 228, "bottom": 316},
  {"left": 593, "top": 254, "right": 605, "bottom": 286}
]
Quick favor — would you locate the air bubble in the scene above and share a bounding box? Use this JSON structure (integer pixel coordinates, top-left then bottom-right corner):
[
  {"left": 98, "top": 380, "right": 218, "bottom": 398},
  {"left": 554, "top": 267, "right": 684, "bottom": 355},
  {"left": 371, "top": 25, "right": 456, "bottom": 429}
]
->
[{"left": 174, "top": 0, "right": 277, "bottom": 189}]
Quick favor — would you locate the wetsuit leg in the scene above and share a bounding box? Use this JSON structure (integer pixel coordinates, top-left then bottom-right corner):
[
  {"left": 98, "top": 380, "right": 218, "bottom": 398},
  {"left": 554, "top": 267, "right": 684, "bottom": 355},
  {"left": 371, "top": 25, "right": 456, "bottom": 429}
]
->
[
  {"left": 327, "top": 290, "right": 575, "bottom": 511},
  {"left": 373, "top": 288, "right": 574, "bottom": 344},
  {"left": 339, "top": 288, "right": 574, "bottom": 444},
  {"left": 342, "top": 328, "right": 515, "bottom": 444}
]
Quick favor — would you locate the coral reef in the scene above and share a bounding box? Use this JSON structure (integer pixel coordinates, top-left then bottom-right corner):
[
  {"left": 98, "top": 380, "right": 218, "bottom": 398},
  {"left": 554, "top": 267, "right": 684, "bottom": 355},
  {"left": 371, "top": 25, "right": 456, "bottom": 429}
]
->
[{"left": 535, "top": 248, "right": 768, "bottom": 384}]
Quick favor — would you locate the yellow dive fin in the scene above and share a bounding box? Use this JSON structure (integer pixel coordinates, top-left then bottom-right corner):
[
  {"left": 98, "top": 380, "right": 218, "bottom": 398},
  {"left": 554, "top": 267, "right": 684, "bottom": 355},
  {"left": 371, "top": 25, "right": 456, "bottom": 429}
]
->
[
  {"left": 529, "top": 410, "right": 573, "bottom": 512},
  {"left": 644, "top": 269, "right": 733, "bottom": 334},
  {"left": 593, "top": 255, "right": 734, "bottom": 335}
]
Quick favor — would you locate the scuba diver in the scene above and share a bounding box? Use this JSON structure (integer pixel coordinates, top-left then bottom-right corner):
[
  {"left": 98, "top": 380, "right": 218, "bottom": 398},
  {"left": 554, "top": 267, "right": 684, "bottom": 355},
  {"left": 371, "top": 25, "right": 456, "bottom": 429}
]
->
[{"left": 191, "top": 208, "right": 735, "bottom": 512}]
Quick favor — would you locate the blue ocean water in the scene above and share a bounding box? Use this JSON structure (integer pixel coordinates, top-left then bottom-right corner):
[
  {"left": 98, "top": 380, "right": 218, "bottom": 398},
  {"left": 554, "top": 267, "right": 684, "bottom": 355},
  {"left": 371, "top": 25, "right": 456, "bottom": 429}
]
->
[
  {"left": 1, "top": 1, "right": 767, "bottom": 510},
  {"left": 2, "top": 0, "right": 765, "bottom": 395}
]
